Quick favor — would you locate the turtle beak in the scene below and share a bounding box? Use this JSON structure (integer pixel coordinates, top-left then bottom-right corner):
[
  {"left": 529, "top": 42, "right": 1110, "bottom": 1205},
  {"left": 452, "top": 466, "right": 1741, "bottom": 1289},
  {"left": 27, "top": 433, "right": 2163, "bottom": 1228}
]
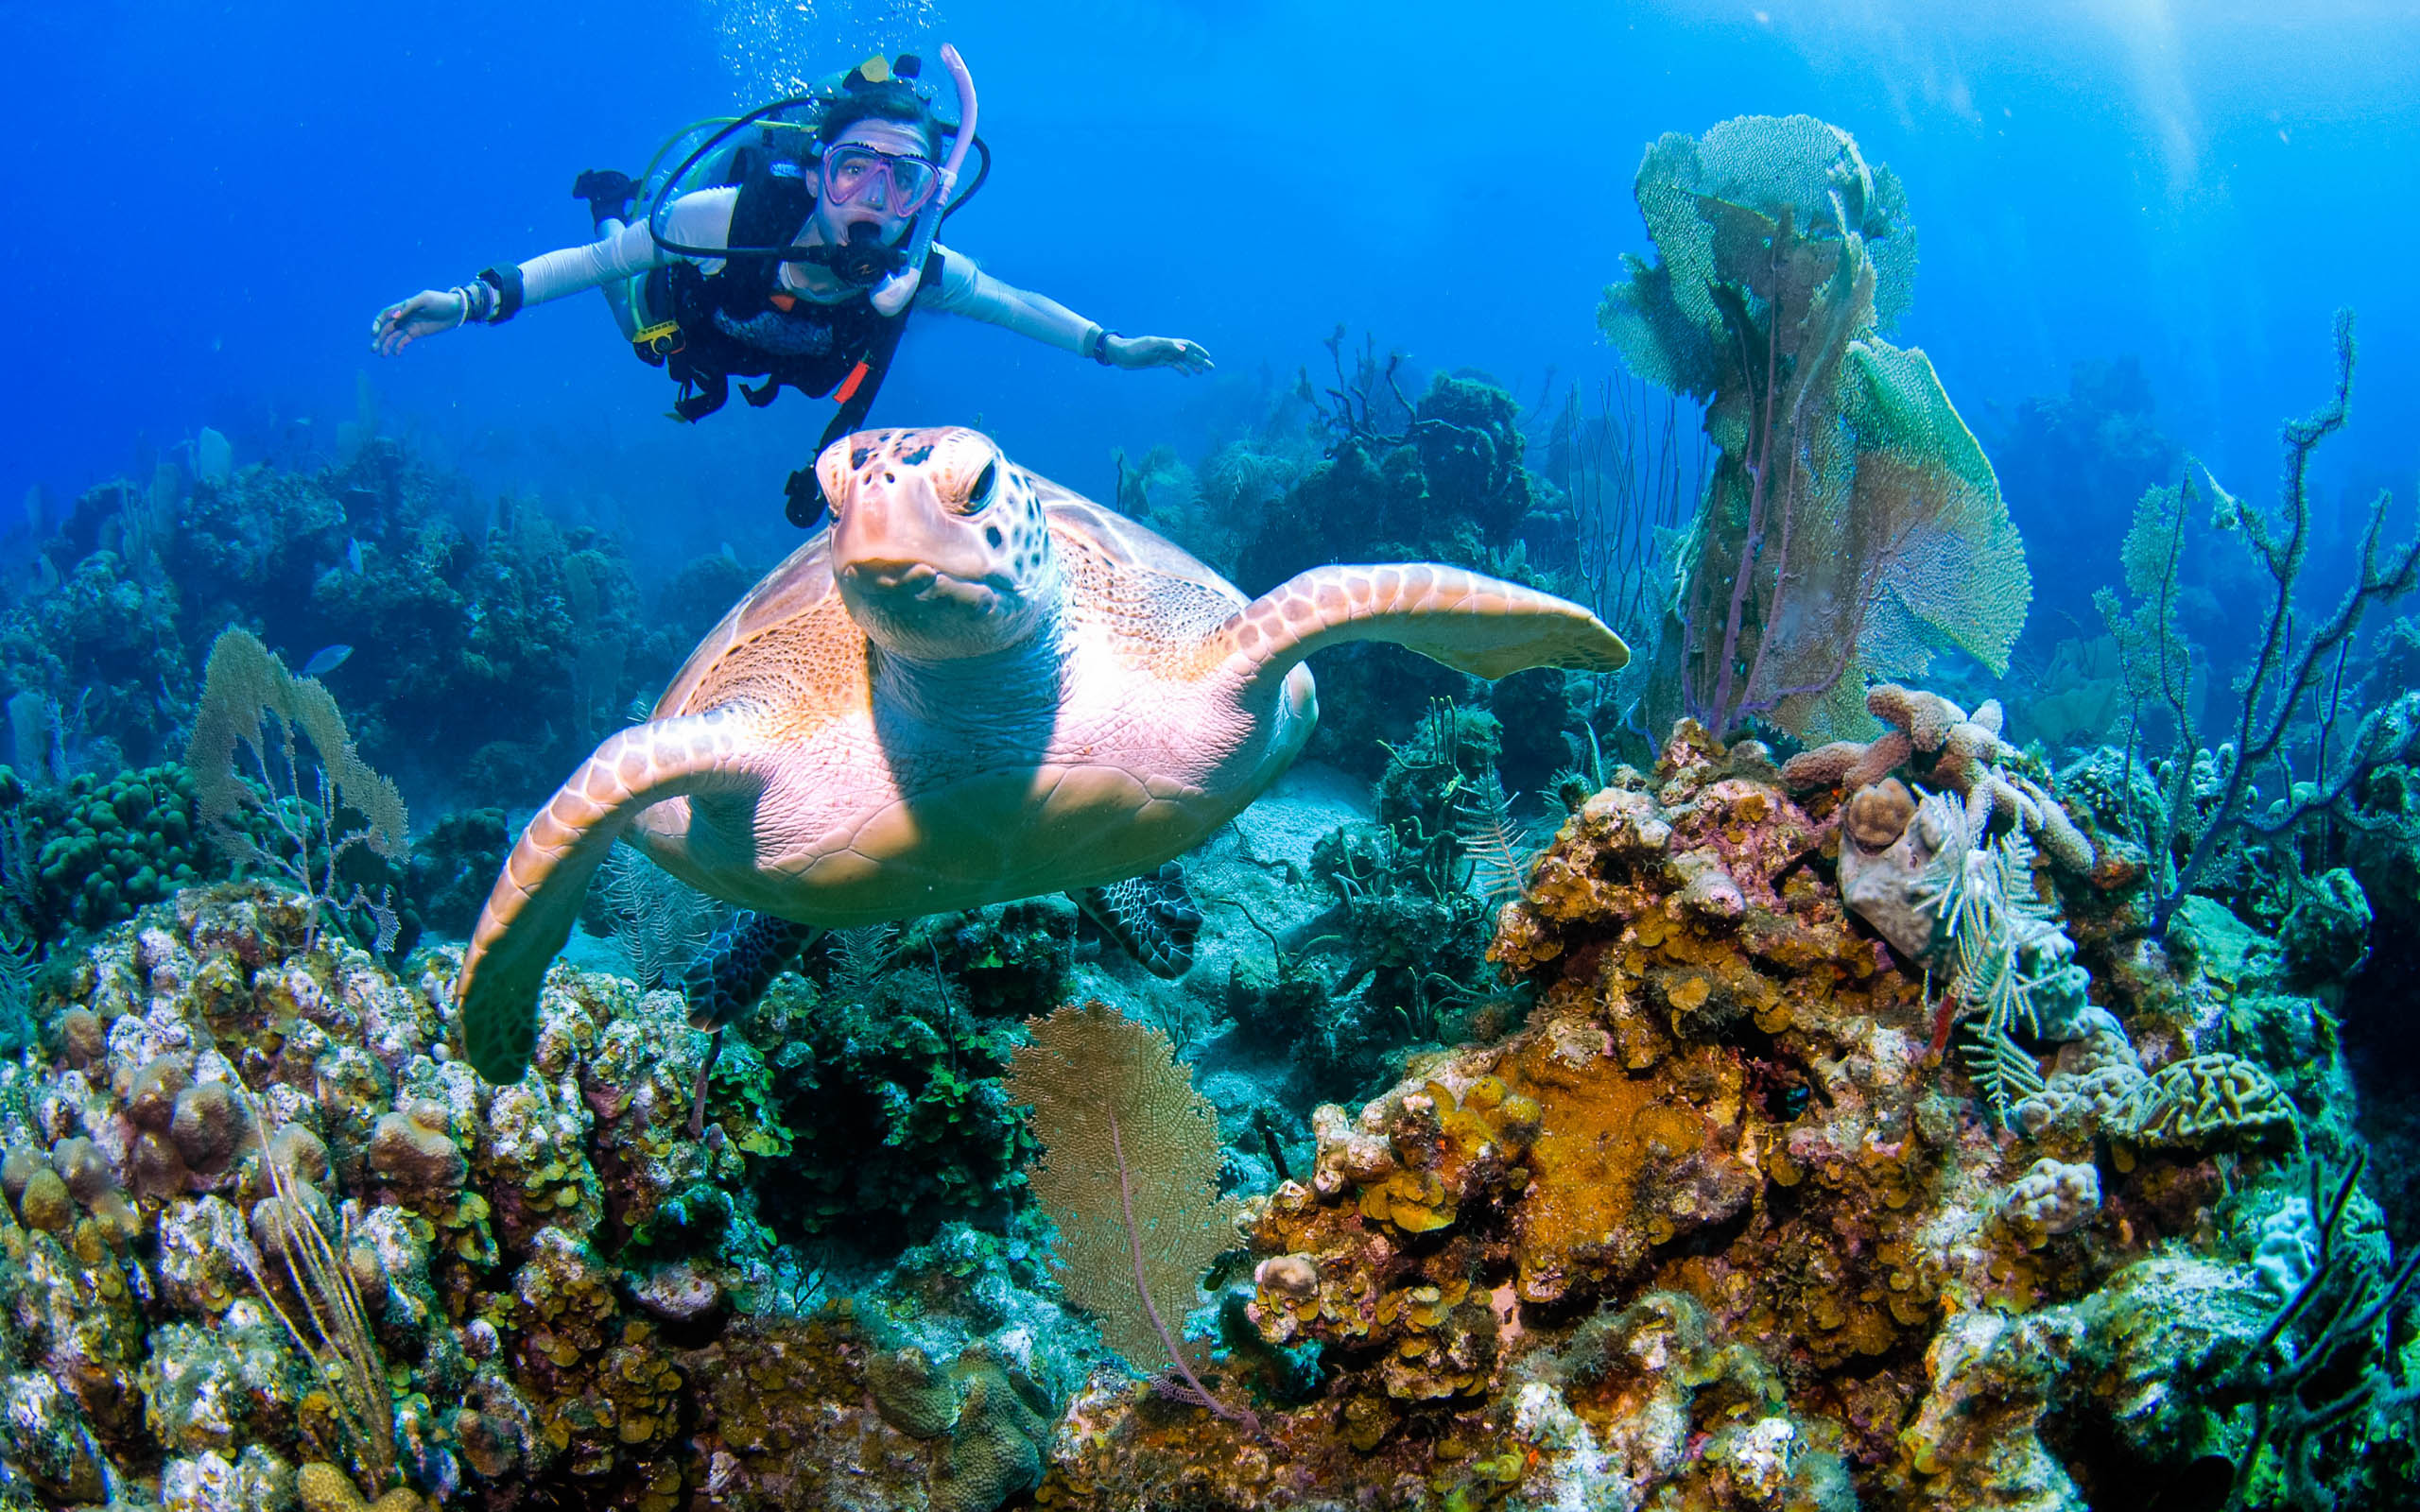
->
[
  {"left": 831, "top": 468, "right": 994, "bottom": 590},
  {"left": 832, "top": 463, "right": 1018, "bottom": 657}
]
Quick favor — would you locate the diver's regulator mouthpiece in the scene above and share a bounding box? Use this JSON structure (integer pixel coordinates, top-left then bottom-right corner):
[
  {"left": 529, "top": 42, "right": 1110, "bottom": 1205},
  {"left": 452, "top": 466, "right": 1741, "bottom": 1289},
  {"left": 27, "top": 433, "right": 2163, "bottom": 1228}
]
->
[{"left": 805, "top": 220, "right": 909, "bottom": 288}]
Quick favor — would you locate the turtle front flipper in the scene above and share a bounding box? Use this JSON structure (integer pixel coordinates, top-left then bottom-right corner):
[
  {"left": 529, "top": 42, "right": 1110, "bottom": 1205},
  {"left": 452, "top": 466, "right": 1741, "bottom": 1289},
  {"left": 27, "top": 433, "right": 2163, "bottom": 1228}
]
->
[
  {"left": 458, "top": 710, "right": 765, "bottom": 1084},
  {"left": 1071, "top": 861, "right": 1202, "bottom": 978},
  {"left": 1215, "top": 564, "right": 1630, "bottom": 684},
  {"left": 682, "top": 911, "right": 821, "bottom": 1030}
]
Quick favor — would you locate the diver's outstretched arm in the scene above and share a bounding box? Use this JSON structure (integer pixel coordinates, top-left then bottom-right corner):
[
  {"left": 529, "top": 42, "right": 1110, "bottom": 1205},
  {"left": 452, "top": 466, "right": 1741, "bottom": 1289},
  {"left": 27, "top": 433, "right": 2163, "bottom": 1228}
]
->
[
  {"left": 925, "top": 251, "right": 1214, "bottom": 374},
  {"left": 371, "top": 189, "right": 740, "bottom": 356}
]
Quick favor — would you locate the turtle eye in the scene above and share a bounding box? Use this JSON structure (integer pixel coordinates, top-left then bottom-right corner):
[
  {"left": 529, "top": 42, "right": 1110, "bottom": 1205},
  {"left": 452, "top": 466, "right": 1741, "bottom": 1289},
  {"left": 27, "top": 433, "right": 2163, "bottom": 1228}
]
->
[{"left": 966, "top": 461, "right": 998, "bottom": 511}]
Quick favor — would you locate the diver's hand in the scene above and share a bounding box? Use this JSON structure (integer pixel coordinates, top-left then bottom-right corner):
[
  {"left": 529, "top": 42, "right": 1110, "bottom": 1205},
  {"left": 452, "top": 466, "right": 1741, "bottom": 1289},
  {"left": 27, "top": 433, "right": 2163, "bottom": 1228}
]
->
[
  {"left": 371, "top": 290, "right": 470, "bottom": 356},
  {"left": 1108, "top": 335, "right": 1215, "bottom": 375}
]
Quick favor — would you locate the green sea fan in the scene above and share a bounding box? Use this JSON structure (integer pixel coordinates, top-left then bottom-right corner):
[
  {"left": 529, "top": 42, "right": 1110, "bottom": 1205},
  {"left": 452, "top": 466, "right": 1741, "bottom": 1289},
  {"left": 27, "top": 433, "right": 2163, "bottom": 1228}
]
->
[{"left": 1600, "top": 114, "right": 2029, "bottom": 742}]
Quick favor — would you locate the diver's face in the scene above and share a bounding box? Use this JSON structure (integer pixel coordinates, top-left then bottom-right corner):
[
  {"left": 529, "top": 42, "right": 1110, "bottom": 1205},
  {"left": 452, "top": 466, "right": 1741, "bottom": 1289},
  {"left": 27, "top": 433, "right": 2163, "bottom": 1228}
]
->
[{"left": 810, "top": 120, "right": 932, "bottom": 245}]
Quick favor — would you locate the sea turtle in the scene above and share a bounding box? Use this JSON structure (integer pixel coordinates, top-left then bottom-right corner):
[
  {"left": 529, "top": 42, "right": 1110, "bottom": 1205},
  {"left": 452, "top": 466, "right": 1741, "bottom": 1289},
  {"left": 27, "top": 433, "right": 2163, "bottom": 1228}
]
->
[{"left": 457, "top": 425, "right": 1629, "bottom": 1086}]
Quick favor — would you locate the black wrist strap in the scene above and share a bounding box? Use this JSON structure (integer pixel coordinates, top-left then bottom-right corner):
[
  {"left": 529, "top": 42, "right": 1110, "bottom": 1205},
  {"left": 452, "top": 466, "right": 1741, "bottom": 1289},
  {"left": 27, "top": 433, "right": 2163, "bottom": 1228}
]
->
[
  {"left": 1092, "top": 328, "right": 1121, "bottom": 366},
  {"left": 478, "top": 265, "right": 526, "bottom": 323}
]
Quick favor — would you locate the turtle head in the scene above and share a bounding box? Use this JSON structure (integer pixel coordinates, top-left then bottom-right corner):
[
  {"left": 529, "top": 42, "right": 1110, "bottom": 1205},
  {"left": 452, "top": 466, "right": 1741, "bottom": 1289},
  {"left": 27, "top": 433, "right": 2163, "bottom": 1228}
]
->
[{"left": 820, "top": 428, "right": 1061, "bottom": 661}]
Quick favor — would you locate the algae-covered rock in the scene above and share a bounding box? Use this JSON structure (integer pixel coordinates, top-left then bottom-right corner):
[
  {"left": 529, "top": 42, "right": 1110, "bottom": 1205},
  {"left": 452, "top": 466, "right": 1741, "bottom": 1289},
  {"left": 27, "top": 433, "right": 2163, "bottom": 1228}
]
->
[{"left": 2279, "top": 865, "right": 2372, "bottom": 984}]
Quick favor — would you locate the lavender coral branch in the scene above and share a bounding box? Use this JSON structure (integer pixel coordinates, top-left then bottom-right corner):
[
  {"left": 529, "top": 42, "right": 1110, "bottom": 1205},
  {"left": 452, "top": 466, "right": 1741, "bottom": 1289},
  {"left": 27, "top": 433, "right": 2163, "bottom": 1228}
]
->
[{"left": 2148, "top": 312, "right": 2420, "bottom": 935}]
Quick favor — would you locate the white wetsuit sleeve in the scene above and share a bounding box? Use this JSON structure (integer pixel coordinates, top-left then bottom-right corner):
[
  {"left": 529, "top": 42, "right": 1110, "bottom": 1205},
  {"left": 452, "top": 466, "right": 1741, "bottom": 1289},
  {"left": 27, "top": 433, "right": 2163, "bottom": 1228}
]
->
[
  {"left": 918, "top": 245, "right": 1099, "bottom": 353},
  {"left": 512, "top": 189, "right": 741, "bottom": 307}
]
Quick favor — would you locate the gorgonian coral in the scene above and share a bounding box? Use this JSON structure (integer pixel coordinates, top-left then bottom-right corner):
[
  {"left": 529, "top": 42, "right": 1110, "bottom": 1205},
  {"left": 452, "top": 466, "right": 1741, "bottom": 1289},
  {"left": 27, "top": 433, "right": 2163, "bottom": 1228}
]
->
[{"left": 1600, "top": 115, "right": 2031, "bottom": 742}]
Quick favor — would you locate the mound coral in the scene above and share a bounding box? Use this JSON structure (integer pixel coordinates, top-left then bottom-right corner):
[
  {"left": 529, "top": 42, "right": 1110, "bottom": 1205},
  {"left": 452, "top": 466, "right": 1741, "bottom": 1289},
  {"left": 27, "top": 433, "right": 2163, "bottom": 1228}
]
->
[{"left": 0, "top": 764, "right": 218, "bottom": 946}]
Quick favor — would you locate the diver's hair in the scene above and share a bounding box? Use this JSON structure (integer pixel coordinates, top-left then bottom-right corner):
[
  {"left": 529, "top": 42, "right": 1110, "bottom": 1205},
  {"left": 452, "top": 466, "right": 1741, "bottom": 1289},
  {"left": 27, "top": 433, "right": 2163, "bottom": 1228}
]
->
[{"left": 817, "top": 81, "right": 940, "bottom": 156}]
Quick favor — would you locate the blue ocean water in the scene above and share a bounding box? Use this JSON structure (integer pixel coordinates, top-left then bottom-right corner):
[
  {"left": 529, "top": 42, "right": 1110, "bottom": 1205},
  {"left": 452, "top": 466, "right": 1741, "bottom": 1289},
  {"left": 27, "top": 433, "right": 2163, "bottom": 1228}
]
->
[
  {"left": 4, "top": 9, "right": 2420, "bottom": 1504},
  {"left": 6, "top": 0, "right": 2417, "bottom": 581}
]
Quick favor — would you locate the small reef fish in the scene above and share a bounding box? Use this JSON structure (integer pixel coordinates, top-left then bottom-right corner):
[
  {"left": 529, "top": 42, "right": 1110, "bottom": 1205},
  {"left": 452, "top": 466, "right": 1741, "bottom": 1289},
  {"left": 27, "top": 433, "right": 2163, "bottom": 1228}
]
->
[
  {"left": 347, "top": 537, "right": 366, "bottom": 575},
  {"left": 302, "top": 644, "right": 354, "bottom": 678}
]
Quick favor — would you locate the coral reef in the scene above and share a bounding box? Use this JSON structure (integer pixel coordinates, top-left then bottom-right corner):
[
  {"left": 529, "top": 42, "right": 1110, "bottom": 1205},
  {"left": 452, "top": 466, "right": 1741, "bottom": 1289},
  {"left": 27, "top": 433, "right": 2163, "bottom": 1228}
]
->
[
  {"left": 0, "top": 882, "right": 1102, "bottom": 1509},
  {"left": 2, "top": 263, "right": 2415, "bottom": 1512},
  {"left": 1235, "top": 335, "right": 1547, "bottom": 598},
  {"left": 737, "top": 908, "right": 1056, "bottom": 1249},
  {"left": 2093, "top": 313, "right": 2420, "bottom": 936},
  {"left": 0, "top": 645, "right": 2411, "bottom": 1510},
  {"left": 1039, "top": 716, "right": 2416, "bottom": 1510},
  {"left": 3, "top": 437, "right": 756, "bottom": 811},
  {"left": 1194, "top": 333, "right": 1582, "bottom": 779}
]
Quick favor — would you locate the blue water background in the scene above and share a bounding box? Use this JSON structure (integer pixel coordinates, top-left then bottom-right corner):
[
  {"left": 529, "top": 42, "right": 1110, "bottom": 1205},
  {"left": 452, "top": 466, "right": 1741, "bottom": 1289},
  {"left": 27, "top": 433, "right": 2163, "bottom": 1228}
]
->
[{"left": 4, "top": 0, "right": 2417, "bottom": 594}]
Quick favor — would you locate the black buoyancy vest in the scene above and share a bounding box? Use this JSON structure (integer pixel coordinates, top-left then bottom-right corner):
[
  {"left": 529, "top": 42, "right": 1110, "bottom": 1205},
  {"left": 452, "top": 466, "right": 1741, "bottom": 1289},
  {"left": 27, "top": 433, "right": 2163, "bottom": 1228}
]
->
[{"left": 634, "top": 163, "right": 938, "bottom": 448}]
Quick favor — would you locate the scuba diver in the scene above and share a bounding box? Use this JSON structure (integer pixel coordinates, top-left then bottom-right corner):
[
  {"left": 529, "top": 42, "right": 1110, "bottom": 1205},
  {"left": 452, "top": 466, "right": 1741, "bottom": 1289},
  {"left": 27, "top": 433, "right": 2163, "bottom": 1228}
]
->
[{"left": 370, "top": 48, "right": 1212, "bottom": 525}]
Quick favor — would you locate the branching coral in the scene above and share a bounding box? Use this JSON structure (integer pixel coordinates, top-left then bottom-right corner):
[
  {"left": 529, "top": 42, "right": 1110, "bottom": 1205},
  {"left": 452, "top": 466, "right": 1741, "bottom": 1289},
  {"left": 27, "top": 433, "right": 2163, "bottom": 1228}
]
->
[
  {"left": 1600, "top": 115, "right": 2031, "bottom": 742},
  {"left": 2224, "top": 1152, "right": 2420, "bottom": 1509},
  {"left": 2095, "top": 313, "right": 2420, "bottom": 936}
]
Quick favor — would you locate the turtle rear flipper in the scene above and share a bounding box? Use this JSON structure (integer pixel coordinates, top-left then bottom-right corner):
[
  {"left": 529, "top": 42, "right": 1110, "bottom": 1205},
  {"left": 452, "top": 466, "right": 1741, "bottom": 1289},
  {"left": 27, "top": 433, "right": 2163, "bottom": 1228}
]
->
[
  {"left": 680, "top": 910, "right": 821, "bottom": 1141},
  {"left": 1073, "top": 862, "right": 1202, "bottom": 978},
  {"left": 457, "top": 710, "right": 765, "bottom": 1084},
  {"left": 683, "top": 911, "right": 821, "bottom": 1030},
  {"left": 1216, "top": 563, "right": 1630, "bottom": 683}
]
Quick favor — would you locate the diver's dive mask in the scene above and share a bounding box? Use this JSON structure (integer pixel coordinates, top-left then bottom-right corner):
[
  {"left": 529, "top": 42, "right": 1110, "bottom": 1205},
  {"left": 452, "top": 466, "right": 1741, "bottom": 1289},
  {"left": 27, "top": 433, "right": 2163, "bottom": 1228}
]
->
[
  {"left": 803, "top": 220, "right": 909, "bottom": 287},
  {"left": 820, "top": 143, "right": 942, "bottom": 215}
]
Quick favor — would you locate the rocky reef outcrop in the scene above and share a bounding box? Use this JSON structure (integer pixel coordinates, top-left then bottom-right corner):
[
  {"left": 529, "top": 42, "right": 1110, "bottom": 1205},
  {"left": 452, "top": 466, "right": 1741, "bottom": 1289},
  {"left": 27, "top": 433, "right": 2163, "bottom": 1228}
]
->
[
  {"left": 1046, "top": 723, "right": 2415, "bottom": 1511},
  {"left": 0, "top": 707, "right": 2409, "bottom": 1511},
  {"left": 0, "top": 883, "right": 1096, "bottom": 1511}
]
